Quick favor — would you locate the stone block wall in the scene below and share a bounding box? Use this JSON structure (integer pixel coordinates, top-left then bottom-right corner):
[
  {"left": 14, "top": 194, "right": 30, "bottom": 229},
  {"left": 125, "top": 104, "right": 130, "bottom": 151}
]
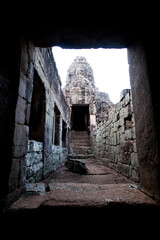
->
[
  {"left": 9, "top": 39, "right": 70, "bottom": 192},
  {"left": 51, "top": 146, "right": 68, "bottom": 170},
  {"left": 93, "top": 90, "right": 139, "bottom": 182},
  {"left": 25, "top": 140, "right": 43, "bottom": 183}
]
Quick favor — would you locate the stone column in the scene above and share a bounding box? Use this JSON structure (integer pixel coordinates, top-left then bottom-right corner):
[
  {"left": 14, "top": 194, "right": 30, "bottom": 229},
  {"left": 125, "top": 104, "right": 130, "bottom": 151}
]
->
[{"left": 43, "top": 95, "right": 54, "bottom": 177}]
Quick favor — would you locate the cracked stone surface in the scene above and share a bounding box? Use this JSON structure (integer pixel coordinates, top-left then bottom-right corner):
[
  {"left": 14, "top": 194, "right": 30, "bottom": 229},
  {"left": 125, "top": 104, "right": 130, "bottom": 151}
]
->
[{"left": 8, "top": 158, "right": 157, "bottom": 213}]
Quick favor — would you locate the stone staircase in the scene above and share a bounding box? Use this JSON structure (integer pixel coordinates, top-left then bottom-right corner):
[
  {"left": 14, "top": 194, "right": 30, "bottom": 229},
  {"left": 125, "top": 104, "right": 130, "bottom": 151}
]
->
[{"left": 69, "top": 130, "right": 94, "bottom": 158}]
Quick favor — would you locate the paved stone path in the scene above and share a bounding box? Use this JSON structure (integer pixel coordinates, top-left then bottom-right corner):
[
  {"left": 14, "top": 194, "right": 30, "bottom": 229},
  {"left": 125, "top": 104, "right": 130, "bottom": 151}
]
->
[
  {"left": 5, "top": 130, "right": 159, "bottom": 226},
  {"left": 7, "top": 157, "right": 157, "bottom": 212},
  {"left": 4, "top": 156, "right": 160, "bottom": 236}
]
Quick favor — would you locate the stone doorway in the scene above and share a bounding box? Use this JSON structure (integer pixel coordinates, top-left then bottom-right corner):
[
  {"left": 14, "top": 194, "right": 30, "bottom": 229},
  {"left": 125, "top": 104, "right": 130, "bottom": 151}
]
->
[
  {"left": 29, "top": 69, "right": 46, "bottom": 142},
  {"left": 71, "top": 105, "right": 89, "bottom": 132}
]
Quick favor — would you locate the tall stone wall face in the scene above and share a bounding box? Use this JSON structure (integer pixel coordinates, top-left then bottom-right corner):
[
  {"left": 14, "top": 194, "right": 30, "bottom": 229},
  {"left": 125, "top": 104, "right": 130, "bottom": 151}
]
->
[
  {"left": 93, "top": 90, "right": 139, "bottom": 182},
  {"left": 96, "top": 92, "right": 113, "bottom": 123},
  {"left": 9, "top": 39, "right": 70, "bottom": 191},
  {"left": 25, "top": 140, "right": 43, "bottom": 183}
]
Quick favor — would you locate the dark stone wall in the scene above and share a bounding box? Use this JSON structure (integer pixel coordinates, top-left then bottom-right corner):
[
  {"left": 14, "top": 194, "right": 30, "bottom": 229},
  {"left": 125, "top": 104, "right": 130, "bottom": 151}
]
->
[
  {"left": 0, "top": 40, "right": 21, "bottom": 199},
  {"left": 1, "top": 10, "right": 160, "bottom": 202},
  {"left": 93, "top": 90, "right": 139, "bottom": 182},
  {"left": 128, "top": 42, "right": 160, "bottom": 200},
  {"left": 4, "top": 38, "right": 70, "bottom": 194}
]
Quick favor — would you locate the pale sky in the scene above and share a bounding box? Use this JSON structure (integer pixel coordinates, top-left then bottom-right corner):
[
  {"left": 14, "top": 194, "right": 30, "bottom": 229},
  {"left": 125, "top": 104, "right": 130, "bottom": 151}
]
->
[{"left": 52, "top": 47, "right": 130, "bottom": 104}]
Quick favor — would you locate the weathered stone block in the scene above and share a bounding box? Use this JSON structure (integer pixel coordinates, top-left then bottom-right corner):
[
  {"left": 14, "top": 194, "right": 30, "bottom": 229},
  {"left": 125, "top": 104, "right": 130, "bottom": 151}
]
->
[
  {"left": 92, "top": 88, "right": 139, "bottom": 182},
  {"left": 120, "top": 134, "right": 125, "bottom": 144},
  {"left": 131, "top": 152, "right": 139, "bottom": 167},
  {"left": 46, "top": 101, "right": 54, "bottom": 116},
  {"left": 19, "top": 72, "right": 33, "bottom": 103},
  {"left": 118, "top": 117, "right": 124, "bottom": 127},
  {"left": 32, "top": 161, "right": 43, "bottom": 174},
  {"left": 133, "top": 141, "right": 137, "bottom": 152},
  {"left": 13, "top": 124, "right": 29, "bottom": 158},
  {"left": 26, "top": 152, "right": 43, "bottom": 166},
  {"left": 15, "top": 96, "right": 27, "bottom": 125},
  {"left": 117, "top": 163, "right": 131, "bottom": 178},
  {"left": 26, "top": 183, "right": 47, "bottom": 193},
  {"left": 27, "top": 140, "right": 43, "bottom": 153},
  {"left": 65, "top": 159, "right": 88, "bottom": 174},
  {"left": 131, "top": 167, "right": 140, "bottom": 182},
  {"left": 119, "top": 108, "right": 124, "bottom": 118},
  {"left": 43, "top": 156, "right": 54, "bottom": 177},
  {"left": 113, "top": 132, "right": 117, "bottom": 145},
  {"left": 9, "top": 158, "right": 20, "bottom": 192},
  {"left": 122, "top": 152, "right": 131, "bottom": 165},
  {"left": 123, "top": 105, "right": 130, "bottom": 118}
]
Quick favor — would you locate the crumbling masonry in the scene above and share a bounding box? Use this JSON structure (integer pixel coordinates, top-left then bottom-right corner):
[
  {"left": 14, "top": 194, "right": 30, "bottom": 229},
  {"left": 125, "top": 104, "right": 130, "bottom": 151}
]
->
[
  {"left": 63, "top": 56, "right": 139, "bottom": 182},
  {"left": 6, "top": 45, "right": 140, "bottom": 196},
  {"left": 9, "top": 41, "right": 70, "bottom": 192},
  {"left": 92, "top": 90, "right": 139, "bottom": 182},
  {"left": 1, "top": 11, "right": 160, "bottom": 214}
]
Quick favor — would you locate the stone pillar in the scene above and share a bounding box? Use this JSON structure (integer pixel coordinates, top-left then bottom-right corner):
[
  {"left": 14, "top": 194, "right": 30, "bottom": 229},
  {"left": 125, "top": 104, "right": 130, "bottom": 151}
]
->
[
  {"left": 59, "top": 116, "right": 63, "bottom": 147},
  {"left": 90, "top": 114, "right": 97, "bottom": 145},
  {"left": 9, "top": 40, "right": 35, "bottom": 193},
  {"left": 128, "top": 42, "right": 160, "bottom": 200},
  {"left": 43, "top": 97, "right": 54, "bottom": 177}
]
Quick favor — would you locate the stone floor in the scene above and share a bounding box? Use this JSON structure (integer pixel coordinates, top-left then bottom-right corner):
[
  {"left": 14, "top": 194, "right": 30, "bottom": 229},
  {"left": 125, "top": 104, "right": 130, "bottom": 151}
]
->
[
  {"left": 6, "top": 157, "right": 158, "bottom": 213},
  {"left": 3, "top": 156, "right": 160, "bottom": 235}
]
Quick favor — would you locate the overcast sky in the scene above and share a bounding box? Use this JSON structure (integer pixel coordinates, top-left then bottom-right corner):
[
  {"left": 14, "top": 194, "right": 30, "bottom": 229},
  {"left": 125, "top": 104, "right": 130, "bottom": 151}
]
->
[{"left": 52, "top": 47, "right": 130, "bottom": 104}]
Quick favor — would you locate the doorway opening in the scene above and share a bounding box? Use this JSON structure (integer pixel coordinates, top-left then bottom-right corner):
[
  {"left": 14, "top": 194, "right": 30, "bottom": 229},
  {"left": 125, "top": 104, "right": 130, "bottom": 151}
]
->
[
  {"left": 29, "top": 69, "right": 45, "bottom": 142},
  {"left": 54, "top": 105, "right": 61, "bottom": 146},
  {"left": 71, "top": 105, "right": 89, "bottom": 131},
  {"left": 62, "top": 120, "right": 67, "bottom": 147}
]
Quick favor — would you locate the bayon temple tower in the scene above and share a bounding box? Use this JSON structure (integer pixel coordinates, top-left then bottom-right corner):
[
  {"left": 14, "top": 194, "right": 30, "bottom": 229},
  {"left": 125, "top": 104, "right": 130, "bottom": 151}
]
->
[{"left": 63, "top": 56, "right": 113, "bottom": 136}]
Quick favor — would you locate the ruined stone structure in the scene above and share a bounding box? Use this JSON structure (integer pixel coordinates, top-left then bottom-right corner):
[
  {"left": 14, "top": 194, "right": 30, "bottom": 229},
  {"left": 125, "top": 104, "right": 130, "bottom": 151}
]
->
[
  {"left": 93, "top": 89, "right": 139, "bottom": 182},
  {"left": 63, "top": 57, "right": 139, "bottom": 182},
  {"left": 1, "top": 7, "right": 160, "bottom": 218},
  {"left": 7, "top": 42, "right": 70, "bottom": 193},
  {"left": 63, "top": 56, "right": 113, "bottom": 142}
]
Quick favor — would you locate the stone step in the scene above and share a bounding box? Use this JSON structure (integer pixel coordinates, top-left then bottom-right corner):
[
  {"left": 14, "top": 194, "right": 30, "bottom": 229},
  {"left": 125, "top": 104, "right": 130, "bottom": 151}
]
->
[
  {"left": 70, "top": 130, "right": 92, "bottom": 156},
  {"left": 68, "top": 154, "right": 95, "bottom": 159},
  {"left": 70, "top": 130, "right": 89, "bottom": 135},
  {"left": 71, "top": 146, "right": 91, "bottom": 151},
  {"left": 70, "top": 140, "right": 90, "bottom": 145},
  {"left": 70, "top": 131, "right": 88, "bottom": 135},
  {"left": 70, "top": 133, "right": 89, "bottom": 139},
  {"left": 70, "top": 142, "right": 90, "bottom": 146},
  {"left": 71, "top": 136, "right": 90, "bottom": 141},
  {"left": 71, "top": 150, "right": 92, "bottom": 155}
]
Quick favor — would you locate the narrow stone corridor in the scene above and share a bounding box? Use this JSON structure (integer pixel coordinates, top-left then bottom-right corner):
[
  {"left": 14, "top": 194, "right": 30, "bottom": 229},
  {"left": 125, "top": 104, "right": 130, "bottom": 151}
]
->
[
  {"left": 1, "top": 12, "right": 160, "bottom": 233},
  {"left": 6, "top": 130, "right": 157, "bottom": 217}
]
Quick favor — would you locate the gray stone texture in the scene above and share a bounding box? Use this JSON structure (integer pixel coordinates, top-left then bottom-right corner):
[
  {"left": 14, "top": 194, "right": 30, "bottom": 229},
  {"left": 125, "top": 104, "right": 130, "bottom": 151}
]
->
[
  {"left": 93, "top": 90, "right": 139, "bottom": 182},
  {"left": 25, "top": 140, "right": 43, "bottom": 183},
  {"left": 63, "top": 56, "right": 112, "bottom": 121},
  {"left": 9, "top": 40, "right": 70, "bottom": 190}
]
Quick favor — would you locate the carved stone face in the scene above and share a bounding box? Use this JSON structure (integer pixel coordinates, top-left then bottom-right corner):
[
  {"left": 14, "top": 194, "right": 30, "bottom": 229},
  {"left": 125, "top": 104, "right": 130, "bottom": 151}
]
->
[{"left": 66, "top": 56, "right": 95, "bottom": 85}]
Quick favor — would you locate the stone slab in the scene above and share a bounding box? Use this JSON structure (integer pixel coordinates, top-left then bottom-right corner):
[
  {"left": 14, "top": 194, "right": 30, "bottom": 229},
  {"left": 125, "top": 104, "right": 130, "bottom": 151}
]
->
[{"left": 9, "top": 182, "right": 157, "bottom": 211}]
